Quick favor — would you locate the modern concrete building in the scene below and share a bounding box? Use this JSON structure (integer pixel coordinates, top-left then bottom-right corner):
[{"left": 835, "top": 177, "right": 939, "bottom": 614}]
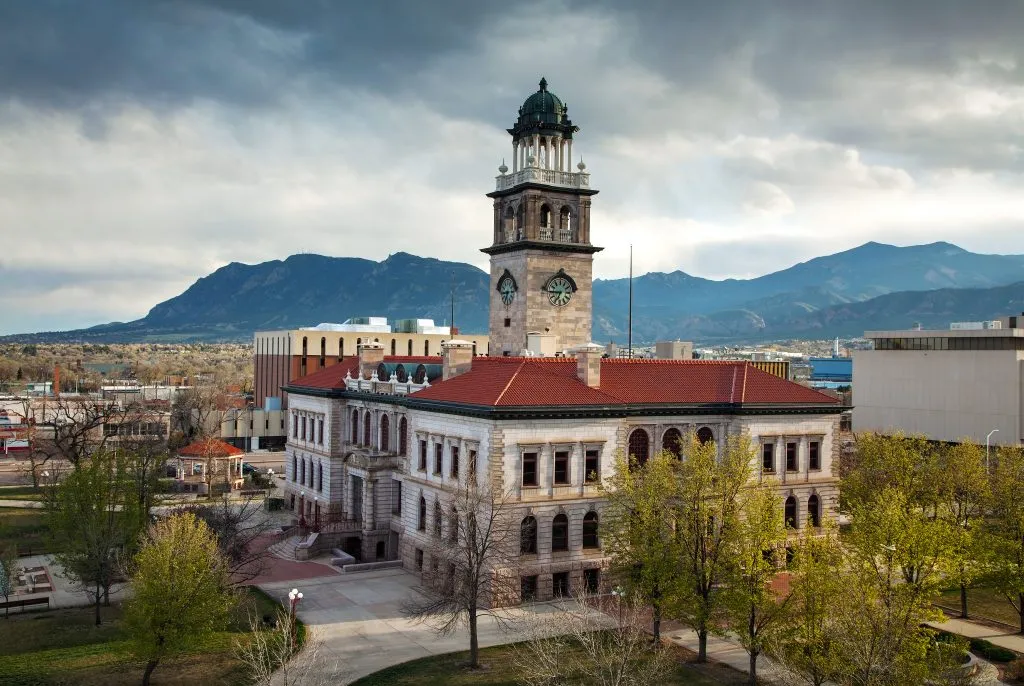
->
[
  {"left": 254, "top": 319, "right": 489, "bottom": 410},
  {"left": 277, "top": 78, "right": 845, "bottom": 602},
  {"left": 853, "top": 325, "right": 1024, "bottom": 446}
]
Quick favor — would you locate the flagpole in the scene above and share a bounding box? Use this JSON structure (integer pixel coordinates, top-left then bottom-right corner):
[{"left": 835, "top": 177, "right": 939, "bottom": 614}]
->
[{"left": 628, "top": 244, "right": 633, "bottom": 359}]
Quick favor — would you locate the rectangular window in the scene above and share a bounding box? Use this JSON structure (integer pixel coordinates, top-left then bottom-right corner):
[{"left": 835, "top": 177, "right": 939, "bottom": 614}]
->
[
  {"left": 522, "top": 451, "right": 538, "bottom": 487},
  {"left": 415, "top": 548, "right": 423, "bottom": 571},
  {"left": 553, "top": 572, "right": 570, "bottom": 598},
  {"left": 301, "top": 416, "right": 307, "bottom": 441},
  {"left": 554, "top": 450, "right": 570, "bottom": 485},
  {"left": 584, "top": 568, "right": 600, "bottom": 595},
  {"left": 292, "top": 415, "right": 298, "bottom": 437},
  {"left": 391, "top": 480, "right": 402, "bottom": 516},
  {"left": 584, "top": 449, "right": 599, "bottom": 483},
  {"left": 762, "top": 442, "right": 775, "bottom": 472},
  {"left": 809, "top": 441, "right": 821, "bottom": 471},
  {"left": 317, "top": 463, "right": 323, "bottom": 492},
  {"left": 450, "top": 446, "right": 460, "bottom": 479},
  {"left": 504, "top": 318, "right": 511, "bottom": 328},
  {"left": 300, "top": 459, "right": 306, "bottom": 484},
  {"left": 419, "top": 440, "right": 427, "bottom": 471},
  {"left": 468, "top": 449, "right": 477, "bottom": 479},
  {"left": 317, "top": 419, "right": 323, "bottom": 445},
  {"left": 434, "top": 443, "right": 443, "bottom": 475},
  {"left": 521, "top": 575, "right": 538, "bottom": 602},
  {"left": 786, "top": 442, "right": 798, "bottom": 472}
]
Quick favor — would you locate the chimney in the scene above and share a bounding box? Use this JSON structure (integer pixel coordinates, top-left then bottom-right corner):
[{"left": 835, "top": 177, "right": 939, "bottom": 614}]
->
[
  {"left": 442, "top": 340, "right": 474, "bottom": 381},
  {"left": 572, "top": 343, "right": 604, "bottom": 388},
  {"left": 358, "top": 341, "right": 385, "bottom": 380},
  {"left": 53, "top": 365, "right": 60, "bottom": 398}
]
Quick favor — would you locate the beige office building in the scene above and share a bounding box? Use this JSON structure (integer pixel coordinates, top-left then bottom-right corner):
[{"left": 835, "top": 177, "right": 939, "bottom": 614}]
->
[{"left": 853, "top": 325, "right": 1024, "bottom": 446}]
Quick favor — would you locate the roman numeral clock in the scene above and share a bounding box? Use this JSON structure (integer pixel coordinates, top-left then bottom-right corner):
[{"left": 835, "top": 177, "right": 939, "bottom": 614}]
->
[{"left": 544, "top": 269, "right": 577, "bottom": 307}]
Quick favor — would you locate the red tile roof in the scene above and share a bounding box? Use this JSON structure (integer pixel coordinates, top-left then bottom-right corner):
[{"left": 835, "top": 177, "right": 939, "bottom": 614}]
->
[
  {"left": 412, "top": 357, "right": 839, "bottom": 408},
  {"left": 287, "top": 356, "right": 840, "bottom": 409},
  {"left": 178, "top": 438, "right": 245, "bottom": 457}
]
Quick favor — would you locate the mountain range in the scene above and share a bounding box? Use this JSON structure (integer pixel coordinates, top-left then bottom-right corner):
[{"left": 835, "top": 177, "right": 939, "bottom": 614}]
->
[{"left": 5, "top": 241, "right": 1024, "bottom": 345}]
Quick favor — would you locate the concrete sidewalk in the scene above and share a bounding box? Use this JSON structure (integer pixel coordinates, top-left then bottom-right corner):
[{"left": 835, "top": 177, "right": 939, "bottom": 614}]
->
[
  {"left": 929, "top": 616, "right": 1024, "bottom": 654},
  {"left": 0, "top": 498, "right": 43, "bottom": 508}
]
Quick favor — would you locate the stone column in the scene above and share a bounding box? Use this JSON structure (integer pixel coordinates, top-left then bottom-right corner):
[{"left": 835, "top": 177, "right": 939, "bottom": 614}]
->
[
  {"left": 567, "top": 140, "right": 573, "bottom": 170},
  {"left": 513, "top": 142, "right": 518, "bottom": 173}
]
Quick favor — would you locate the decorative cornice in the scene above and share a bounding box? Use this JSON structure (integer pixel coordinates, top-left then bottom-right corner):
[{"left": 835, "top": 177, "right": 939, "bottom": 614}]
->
[{"left": 481, "top": 241, "right": 604, "bottom": 256}]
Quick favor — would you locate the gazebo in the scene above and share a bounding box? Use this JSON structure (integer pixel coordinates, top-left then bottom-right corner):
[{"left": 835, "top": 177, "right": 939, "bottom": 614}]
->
[{"left": 173, "top": 438, "right": 245, "bottom": 494}]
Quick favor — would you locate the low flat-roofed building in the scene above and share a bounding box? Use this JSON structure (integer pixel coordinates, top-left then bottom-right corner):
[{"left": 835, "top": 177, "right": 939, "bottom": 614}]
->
[{"left": 853, "top": 325, "right": 1024, "bottom": 445}]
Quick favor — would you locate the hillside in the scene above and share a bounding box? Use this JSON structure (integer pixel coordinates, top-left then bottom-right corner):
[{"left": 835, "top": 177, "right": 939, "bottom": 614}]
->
[{"left": 5, "top": 242, "right": 1024, "bottom": 344}]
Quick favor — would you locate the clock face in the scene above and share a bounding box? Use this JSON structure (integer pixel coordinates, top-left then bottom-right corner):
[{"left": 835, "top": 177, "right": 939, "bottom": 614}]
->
[
  {"left": 547, "top": 276, "right": 574, "bottom": 307},
  {"left": 498, "top": 276, "right": 516, "bottom": 306}
]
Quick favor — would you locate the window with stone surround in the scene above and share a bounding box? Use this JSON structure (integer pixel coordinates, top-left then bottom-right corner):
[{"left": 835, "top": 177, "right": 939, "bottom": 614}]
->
[
  {"left": 434, "top": 443, "right": 443, "bottom": 475},
  {"left": 449, "top": 507, "right": 459, "bottom": 543},
  {"left": 552, "top": 514, "right": 569, "bottom": 552},
  {"left": 433, "top": 501, "right": 443, "bottom": 538},
  {"left": 762, "top": 442, "right": 775, "bottom": 472},
  {"left": 317, "top": 419, "right": 323, "bottom": 445},
  {"left": 415, "top": 548, "right": 423, "bottom": 571},
  {"left": 419, "top": 439, "right": 427, "bottom": 471},
  {"left": 292, "top": 414, "right": 298, "bottom": 438},
  {"left": 351, "top": 409, "right": 358, "bottom": 444},
  {"left": 418, "top": 495, "right": 426, "bottom": 531},
  {"left": 553, "top": 571, "right": 570, "bottom": 598},
  {"left": 364, "top": 412, "right": 371, "bottom": 447},
  {"left": 553, "top": 450, "right": 570, "bottom": 485},
  {"left": 809, "top": 441, "right": 821, "bottom": 470},
  {"left": 585, "top": 448, "right": 600, "bottom": 483},
  {"left": 380, "top": 414, "right": 390, "bottom": 452},
  {"left": 808, "top": 494, "right": 821, "bottom": 527},
  {"left": 785, "top": 496, "right": 798, "bottom": 529},
  {"left": 696, "top": 426, "right": 715, "bottom": 445},
  {"left": 301, "top": 416, "right": 307, "bottom": 441},
  {"left": 399, "top": 417, "right": 408, "bottom": 456},
  {"left": 521, "top": 575, "right": 538, "bottom": 602},
  {"left": 583, "top": 511, "right": 599, "bottom": 549},
  {"left": 451, "top": 445, "right": 460, "bottom": 479},
  {"left": 786, "top": 442, "right": 798, "bottom": 472},
  {"left": 468, "top": 449, "right": 477, "bottom": 480},
  {"left": 627, "top": 429, "right": 649, "bottom": 468},
  {"left": 317, "top": 462, "right": 323, "bottom": 492},
  {"left": 584, "top": 568, "right": 600, "bottom": 594},
  {"left": 522, "top": 451, "right": 538, "bottom": 487},
  {"left": 520, "top": 516, "right": 537, "bottom": 554},
  {"left": 662, "top": 428, "right": 683, "bottom": 458}
]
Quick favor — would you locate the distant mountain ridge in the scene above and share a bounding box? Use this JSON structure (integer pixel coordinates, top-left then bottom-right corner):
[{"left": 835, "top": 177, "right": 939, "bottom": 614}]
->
[{"left": 5, "top": 241, "right": 1024, "bottom": 344}]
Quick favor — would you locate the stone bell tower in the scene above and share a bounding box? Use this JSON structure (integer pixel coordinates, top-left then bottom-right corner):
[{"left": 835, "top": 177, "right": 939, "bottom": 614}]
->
[{"left": 483, "top": 77, "right": 602, "bottom": 357}]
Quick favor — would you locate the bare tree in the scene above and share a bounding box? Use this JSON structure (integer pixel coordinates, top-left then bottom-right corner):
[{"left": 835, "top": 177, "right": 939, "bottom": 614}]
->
[
  {"left": 513, "top": 591, "right": 672, "bottom": 686},
  {"left": 170, "top": 385, "right": 220, "bottom": 448},
  {"left": 179, "top": 494, "right": 275, "bottom": 584},
  {"left": 234, "top": 608, "right": 336, "bottom": 686},
  {"left": 402, "top": 480, "right": 521, "bottom": 669}
]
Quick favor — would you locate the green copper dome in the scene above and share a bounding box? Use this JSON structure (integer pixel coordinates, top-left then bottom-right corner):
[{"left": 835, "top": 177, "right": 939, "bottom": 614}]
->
[
  {"left": 518, "top": 77, "right": 565, "bottom": 125},
  {"left": 508, "top": 77, "right": 577, "bottom": 139}
]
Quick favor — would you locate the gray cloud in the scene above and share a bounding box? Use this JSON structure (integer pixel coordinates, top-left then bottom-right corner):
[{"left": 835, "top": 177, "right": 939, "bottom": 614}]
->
[{"left": 2, "top": 0, "right": 1024, "bottom": 334}]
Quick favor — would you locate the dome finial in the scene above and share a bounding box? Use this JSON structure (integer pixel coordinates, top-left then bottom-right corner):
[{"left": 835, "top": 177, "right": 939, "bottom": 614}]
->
[{"left": 539, "top": 76, "right": 548, "bottom": 92}]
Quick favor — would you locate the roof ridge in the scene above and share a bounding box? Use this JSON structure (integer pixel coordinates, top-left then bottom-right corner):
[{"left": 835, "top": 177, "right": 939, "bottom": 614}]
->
[
  {"left": 494, "top": 360, "right": 527, "bottom": 405},
  {"left": 740, "top": 364, "right": 748, "bottom": 403}
]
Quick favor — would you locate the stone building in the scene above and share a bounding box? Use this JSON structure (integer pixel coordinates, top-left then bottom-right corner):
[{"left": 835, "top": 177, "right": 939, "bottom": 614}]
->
[{"left": 280, "top": 79, "right": 843, "bottom": 601}]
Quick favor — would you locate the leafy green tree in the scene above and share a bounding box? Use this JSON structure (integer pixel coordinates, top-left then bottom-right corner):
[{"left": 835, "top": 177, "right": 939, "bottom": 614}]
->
[
  {"left": 47, "top": 450, "right": 143, "bottom": 625},
  {"left": 602, "top": 450, "right": 683, "bottom": 642},
  {"left": 935, "top": 440, "right": 989, "bottom": 618},
  {"left": 672, "top": 433, "right": 753, "bottom": 662},
  {"left": 125, "top": 512, "right": 236, "bottom": 686},
  {"left": 840, "top": 432, "right": 940, "bottom": 515},
  {"left": 771, "top": 525, "right": 847, "bottom": 686},
  {"left": 987, "top": 446, "right": 1024, "bottom": 633},
  {"left": 721, "top": 480, "right": 791, "bottom": 685}
]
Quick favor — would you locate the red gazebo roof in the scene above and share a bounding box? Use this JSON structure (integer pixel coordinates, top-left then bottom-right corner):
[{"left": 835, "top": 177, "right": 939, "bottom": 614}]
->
[{"left": 178, "top": 438, "right": 244, "bottom": 458}]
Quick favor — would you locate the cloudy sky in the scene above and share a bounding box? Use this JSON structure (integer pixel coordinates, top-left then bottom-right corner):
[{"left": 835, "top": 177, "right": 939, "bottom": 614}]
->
[{"left": 2, "top": 0, "right": 1024, "bottom": 334}]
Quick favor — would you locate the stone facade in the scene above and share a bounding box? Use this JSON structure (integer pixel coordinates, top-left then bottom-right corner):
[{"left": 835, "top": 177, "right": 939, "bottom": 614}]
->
[{"left": 488, "top": 249, "right": 595, "bottom": 355}]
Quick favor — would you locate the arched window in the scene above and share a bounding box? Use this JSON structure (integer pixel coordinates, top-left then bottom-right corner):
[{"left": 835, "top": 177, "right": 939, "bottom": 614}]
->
[
  {"left": 356, "top": 337, "right": 362, "bottom": 346},
  {"left": 627, "top": 429, "right": 650, "bottom": 468},
  {"left": 785, "top": 496, "right": 798, "bottom": 529},
  {"left": 398, "top": 417, "right": 408, "bottom": 456},
  {"left": 301, "top": 336, "right": 308, "bottom": 375},
  {"left": 380, "top": 414, "right": 390, "bottom": 452},
  {"left": 350, "top": 409, "right": 358, "bottom": 443},
  {"left": 407, "top": 339, "right": 413, "bottom": 356},
  {"left": 418, "top": 495, "right": 426, "bottom": 531},
  {"left": 413, "top": 364, "right": 427, "bottom": 384},
  {"left": 503, "top": 205, "right": 516, "bottom": 241},
  {"left": 583, "top": 512, "right": 599, "bottom": 549},
  {"left": 449, "top": 507, "right": 459, "bottom": 543},
  {"left": 338, "top": 338, "right": 344, "bottom": 361},
  {"left": 540, "top": 203, "right": 552, "bottom": 228},
  {"left": 807, "top": 494, "right": 821, "bottom": 528},
  {"left": 520, "top": 516, "right": 537, "bottom": 554},
  {"left": 391, "top": 339, "right": 396, "bottom": 356},
  {"left": 560, "top": 206, "right": 571, "bottom": 230},
  {"left": 696, "top": 427, "right": 715, "bottom": 445},
  {"left": 662, "top": 428, "right": 683, "bottom": 458},
  {"left": 376, "top": 362, "right": 388, "bottom": 380},
  {"left": 395, "top": 364, "right": 408, "bottom": 383},
  {"left": 551, "top": 514, "right": 569, "bottom": 552},
  {"left": 433, "top": 501, "right": 443, "bottom": 538},
  {"left": 320, "top": 337, "right": 326, "bottom": 367},
  {"left": 363, "top": 412, "right": 371, "bottom": 447},
  {"left": 472, "top": 342, "right": 477, "bottom": 357},
  {"left": 424, "top": 340, "right": 430, "bottom": 356}
]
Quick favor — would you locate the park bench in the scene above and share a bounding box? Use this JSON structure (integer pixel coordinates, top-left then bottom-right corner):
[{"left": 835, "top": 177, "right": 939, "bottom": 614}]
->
[{"left": 0, "top": 596, "right": 50, "bottom": 613}]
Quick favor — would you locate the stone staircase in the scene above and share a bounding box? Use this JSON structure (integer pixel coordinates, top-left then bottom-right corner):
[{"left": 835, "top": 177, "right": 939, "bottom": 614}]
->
[{"left": 268, "top": 535, "right": 302, "bottom": 561}]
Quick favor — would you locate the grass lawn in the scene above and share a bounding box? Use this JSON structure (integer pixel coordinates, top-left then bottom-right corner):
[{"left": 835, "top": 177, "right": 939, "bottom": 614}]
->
[
  {"left": 350, "top": 641, "right": 743, "bottom": 686},
  {"left": 0, "top": 587, "right": 287, "bottom": 686},
  {"left": 938, "top": 586, "right": 1023, "bottom": 629},
  {"left": 0, "top": 507, "right": 50, "bottom": 556},
  {"left": 0, "top": 486, "right": 47, "bottom": 502}
]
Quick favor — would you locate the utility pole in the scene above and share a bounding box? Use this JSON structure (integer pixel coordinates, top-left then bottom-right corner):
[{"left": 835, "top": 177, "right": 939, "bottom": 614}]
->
[
  {"left": 627, "top": 244, "right": 633, "bottom": 359},
  {"left": 450, "top": 270, "right": 456, "bottom": 334}
]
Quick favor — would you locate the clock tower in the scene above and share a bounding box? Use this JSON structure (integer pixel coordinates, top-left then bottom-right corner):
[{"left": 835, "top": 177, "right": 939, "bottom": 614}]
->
[{"left": 483, "top": 77, "right": 602, "bottom": 356}]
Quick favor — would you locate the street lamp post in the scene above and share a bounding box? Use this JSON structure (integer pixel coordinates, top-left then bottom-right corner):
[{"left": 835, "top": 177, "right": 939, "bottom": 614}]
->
[
  {"left": 611, "top": 585, "right": 624, "bottom": 627},
  {"left": 986, "top": 429, "right": 1000, "bottom": 472},
  {"left": 288, "top": 588, "right": 303, "bottom": 648}
]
